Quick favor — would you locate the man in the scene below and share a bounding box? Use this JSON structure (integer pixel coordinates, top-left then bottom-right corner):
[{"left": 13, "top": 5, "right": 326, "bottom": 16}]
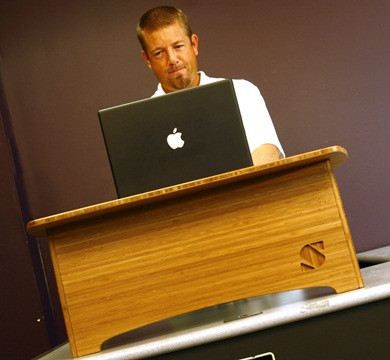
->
[{"left": 137, "top": 6, "right": 284, "bottom": 165}]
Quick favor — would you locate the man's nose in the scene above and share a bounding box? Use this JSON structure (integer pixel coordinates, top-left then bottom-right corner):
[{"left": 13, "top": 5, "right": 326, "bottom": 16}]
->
[{"left": 167, "top": 48, "right": 178, "bottom": 64}]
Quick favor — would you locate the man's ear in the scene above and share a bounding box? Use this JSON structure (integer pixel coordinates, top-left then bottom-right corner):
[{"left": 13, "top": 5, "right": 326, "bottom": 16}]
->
[
  {"left": 141, "top": 50, "right": 152, "bottom": 69},
  {"left": 191, "top": 34, "right": 199, "bottom": 56}
]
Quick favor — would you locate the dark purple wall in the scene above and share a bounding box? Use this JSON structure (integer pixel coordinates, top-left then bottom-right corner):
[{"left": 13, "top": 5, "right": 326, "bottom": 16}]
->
[
  {"left": 1, "top": 0, "right": 389, "bottom": 355},
  {"left": 0, "top": 93, "right": 51, "bottom": 358},
  {"left": 1, "top": 0, "right": 389, "bottom": 248}
]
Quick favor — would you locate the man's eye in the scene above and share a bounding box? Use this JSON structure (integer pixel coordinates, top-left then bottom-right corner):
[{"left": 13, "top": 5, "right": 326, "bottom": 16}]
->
[{"left": 153, "top": 51, "right": 162, "bottom": 57}]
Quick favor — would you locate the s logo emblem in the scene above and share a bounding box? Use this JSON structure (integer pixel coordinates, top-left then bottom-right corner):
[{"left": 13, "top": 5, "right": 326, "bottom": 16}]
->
[{"left": 300, "top": 241, "right": 326, "bottom": 271}]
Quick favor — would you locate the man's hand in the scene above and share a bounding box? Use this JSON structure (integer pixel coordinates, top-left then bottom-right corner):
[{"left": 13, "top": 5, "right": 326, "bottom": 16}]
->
[{"left": 251, "top": 143, "right": 283, "bottom": 166}]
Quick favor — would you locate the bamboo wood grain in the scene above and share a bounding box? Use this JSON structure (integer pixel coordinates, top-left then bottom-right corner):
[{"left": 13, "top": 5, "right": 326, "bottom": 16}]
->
[
  {"left": 27, "top": 146, "right": 363, "bottom": 357},
  {"left": 27, "top": 146, "right": 347, "bottom": 237}
]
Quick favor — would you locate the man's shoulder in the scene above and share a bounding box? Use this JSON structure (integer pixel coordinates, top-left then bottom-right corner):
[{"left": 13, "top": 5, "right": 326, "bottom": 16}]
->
[
  {"left": 199, "top": 71, "right": 224, "bottom": 85},
  {"left": 232, "top": 78, "right": 258, "bottom": 90},
  {"left": 201, "top": 72, "right": 258, "bottom": 91},
  {"left": 151, "top": 84, "right": 165, "bottom": 98},
  {"left": 231, "top": 78, "right": 261, "bottom": 99}
]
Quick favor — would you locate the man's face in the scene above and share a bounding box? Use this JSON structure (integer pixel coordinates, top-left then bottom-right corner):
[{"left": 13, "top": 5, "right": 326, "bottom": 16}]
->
[{"left": 141, "top": 21, "right": 199, "bottom": 93}]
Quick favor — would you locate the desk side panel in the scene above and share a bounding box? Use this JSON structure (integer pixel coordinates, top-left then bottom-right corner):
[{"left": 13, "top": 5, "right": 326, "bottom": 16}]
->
[
  {"left": 325, "top": 160, "right": 363, "bottom": 287},
  {"left": 47, "top": 235, "right": 78, "bottom": 357},
  {"left": 49, "top": 161, "right": 362, "bottom": 356}
]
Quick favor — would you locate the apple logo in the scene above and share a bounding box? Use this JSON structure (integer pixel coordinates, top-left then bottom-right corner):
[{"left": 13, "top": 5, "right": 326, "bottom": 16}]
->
[{"left": 167, "top": 128, "right": 185, "bottom": 149}]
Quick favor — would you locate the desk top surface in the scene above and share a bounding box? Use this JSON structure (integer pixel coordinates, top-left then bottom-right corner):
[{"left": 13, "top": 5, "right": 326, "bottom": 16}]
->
[{"left": 27, "top": 146, "right": 347, "bottom": 237}]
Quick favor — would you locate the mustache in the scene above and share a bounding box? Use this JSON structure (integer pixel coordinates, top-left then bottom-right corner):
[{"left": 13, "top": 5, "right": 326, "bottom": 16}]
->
[{"left": 167, "top": 65, "right": 186, "bottom": 74}]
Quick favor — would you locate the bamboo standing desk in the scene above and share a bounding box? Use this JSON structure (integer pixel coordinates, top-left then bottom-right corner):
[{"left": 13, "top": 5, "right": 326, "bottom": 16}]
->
[{"left": 28, "top": 146, "right": 363, "bottom": 357}]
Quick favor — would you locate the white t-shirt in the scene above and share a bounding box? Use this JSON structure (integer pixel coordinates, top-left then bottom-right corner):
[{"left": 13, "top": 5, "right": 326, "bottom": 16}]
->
[{"left": 152, "top": 71, "right": 284, "bottom": 156}]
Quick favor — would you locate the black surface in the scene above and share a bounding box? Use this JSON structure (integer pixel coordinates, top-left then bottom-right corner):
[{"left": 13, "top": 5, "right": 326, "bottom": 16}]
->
[{"left": 99, "top": 80, "right": 252, "bottom": 197}]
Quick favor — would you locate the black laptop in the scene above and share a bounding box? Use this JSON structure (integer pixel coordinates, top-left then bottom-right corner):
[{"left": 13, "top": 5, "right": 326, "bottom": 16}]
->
[{"left": 98, "top": 79, "right": 253, "bottom": 198}]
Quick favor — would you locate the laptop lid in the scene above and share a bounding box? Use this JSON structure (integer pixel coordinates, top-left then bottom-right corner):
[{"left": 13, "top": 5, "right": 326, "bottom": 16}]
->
[{"left": 98, "top": 79, "right": 253, "bottom": 198}]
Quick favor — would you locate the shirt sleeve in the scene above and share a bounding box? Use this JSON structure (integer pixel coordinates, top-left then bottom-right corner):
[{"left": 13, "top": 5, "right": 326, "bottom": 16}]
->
[{"left": 232, "top": 79, "right": 285, "bottom": 157}]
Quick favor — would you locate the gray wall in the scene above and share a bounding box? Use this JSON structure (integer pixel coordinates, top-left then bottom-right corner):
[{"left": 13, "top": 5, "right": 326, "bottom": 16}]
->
[{"left": 1, "top": 1, "right": 389, "bottom": 253}]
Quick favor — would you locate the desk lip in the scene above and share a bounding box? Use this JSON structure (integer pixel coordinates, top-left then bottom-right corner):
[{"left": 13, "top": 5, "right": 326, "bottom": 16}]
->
[{"left": 27, "top": 145, "right": 347, "bottom": 237}]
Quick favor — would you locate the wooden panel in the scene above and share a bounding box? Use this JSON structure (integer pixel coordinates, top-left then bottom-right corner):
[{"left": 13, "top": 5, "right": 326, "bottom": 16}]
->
[{"left": 47, "top": 160, "right": 362, "bottom": 356}]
